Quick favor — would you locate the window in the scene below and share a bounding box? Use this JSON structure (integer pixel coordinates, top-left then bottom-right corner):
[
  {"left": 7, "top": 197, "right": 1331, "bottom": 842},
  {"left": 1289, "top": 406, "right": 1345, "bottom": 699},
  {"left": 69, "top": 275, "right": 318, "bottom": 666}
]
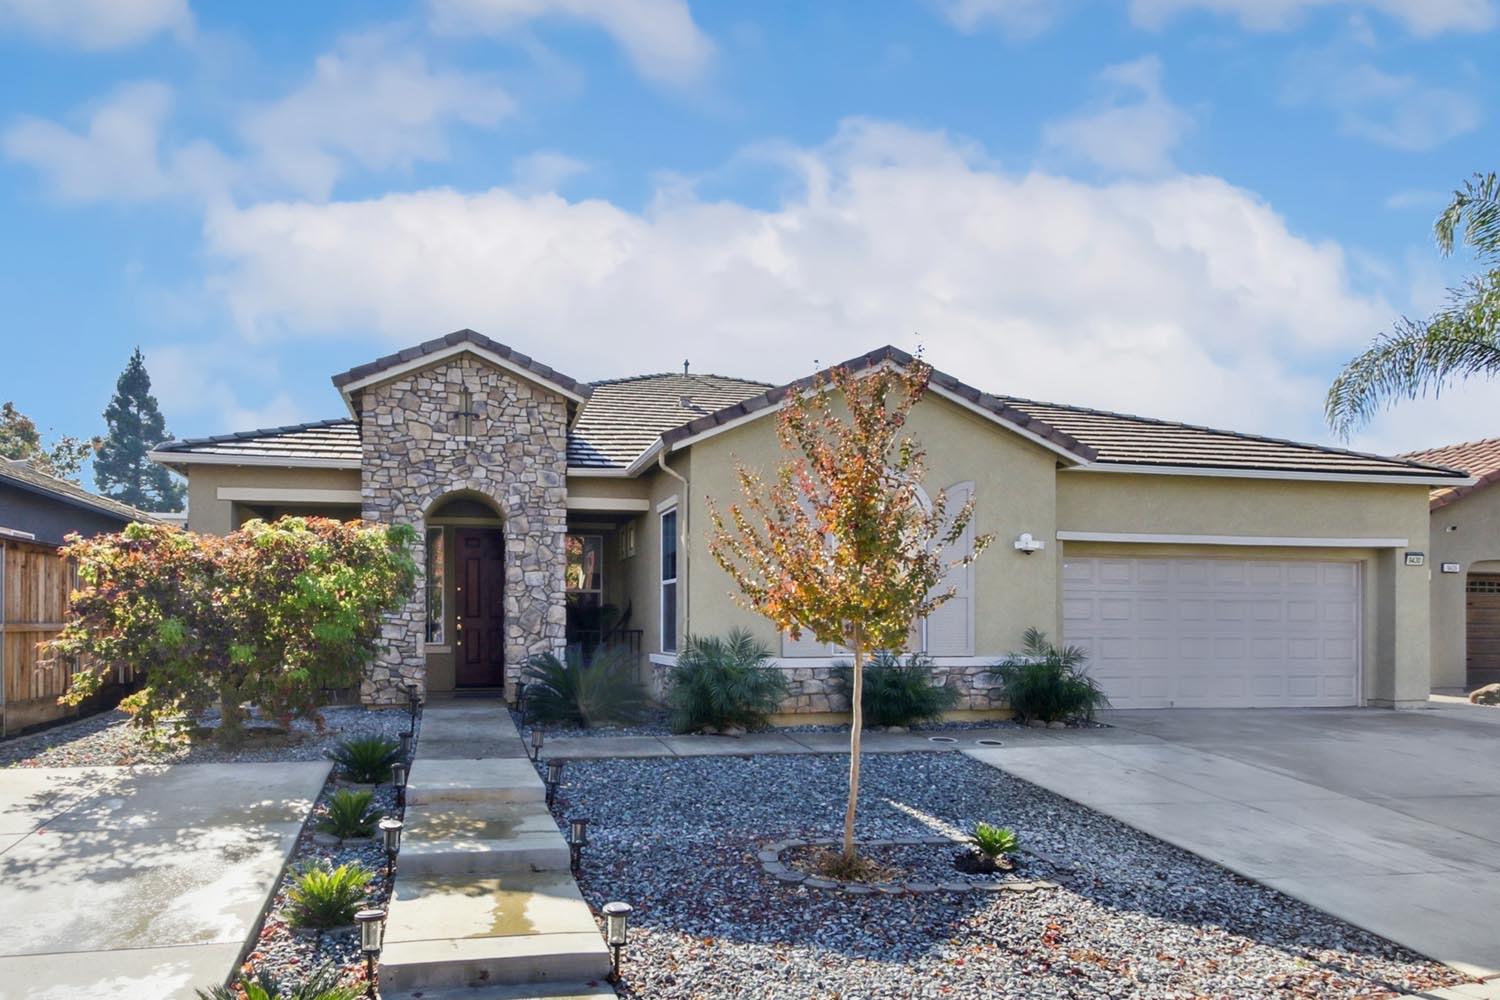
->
[
  {"left": 566, "top": 534, "right": 605, "bottom": 653},
  {"left": 425, "top": 526, "right": 445, "bottom": 644},
  {"left": 660, "top": 507, "right": 678, "bottom": 652},
  {"left": 618, "top": 522, "right": 637, "bottom": 559}
]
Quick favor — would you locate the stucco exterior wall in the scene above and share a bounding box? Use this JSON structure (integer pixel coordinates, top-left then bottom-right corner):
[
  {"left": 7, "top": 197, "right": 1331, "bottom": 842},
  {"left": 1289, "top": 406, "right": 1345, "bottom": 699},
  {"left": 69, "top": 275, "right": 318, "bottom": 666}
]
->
[
  {"left": 183, "top": 465, "right": 360, "bottom": 535},
  {"left": 1427, "top": 487, "right": 1500, "bottom": 689}
]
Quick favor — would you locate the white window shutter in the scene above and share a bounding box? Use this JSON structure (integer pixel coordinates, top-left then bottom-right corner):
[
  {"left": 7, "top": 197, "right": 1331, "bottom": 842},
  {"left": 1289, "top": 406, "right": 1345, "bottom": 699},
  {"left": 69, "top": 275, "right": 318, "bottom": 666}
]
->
[{"left": 925, "top": 481, "right": 975, "bottom": 657}]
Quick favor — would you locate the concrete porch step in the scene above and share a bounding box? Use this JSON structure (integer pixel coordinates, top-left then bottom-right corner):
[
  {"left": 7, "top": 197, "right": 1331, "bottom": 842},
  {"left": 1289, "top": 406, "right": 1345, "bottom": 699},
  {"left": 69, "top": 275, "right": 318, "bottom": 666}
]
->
[
  {"left": 380, "top": 871, "right": 611, "bottom": 991},
  {"left": 408, "top": 758, "right": 545, "bottom": 807},
  {"left": 401, "top": 802, "right": 570, "bottom": 875},
  {"left": 419, "top": 700, "right": 528, "bottom": 760}
]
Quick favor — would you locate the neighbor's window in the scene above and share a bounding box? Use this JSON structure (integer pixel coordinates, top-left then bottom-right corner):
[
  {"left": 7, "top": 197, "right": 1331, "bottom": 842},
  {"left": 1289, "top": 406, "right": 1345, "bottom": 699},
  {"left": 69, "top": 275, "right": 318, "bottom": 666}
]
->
[
  {"left": 660, "top": 507, "right": 678, "bottom": 652},
  {"left": 425, "top": 526, "right": 445, "bottom": 645}
]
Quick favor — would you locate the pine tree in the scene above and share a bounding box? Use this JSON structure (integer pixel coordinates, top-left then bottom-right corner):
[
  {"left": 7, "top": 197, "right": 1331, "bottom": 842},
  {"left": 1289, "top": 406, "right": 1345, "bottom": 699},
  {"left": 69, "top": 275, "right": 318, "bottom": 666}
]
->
[{"left": 94, "top": 349, "right": 186, "bottom": 511}]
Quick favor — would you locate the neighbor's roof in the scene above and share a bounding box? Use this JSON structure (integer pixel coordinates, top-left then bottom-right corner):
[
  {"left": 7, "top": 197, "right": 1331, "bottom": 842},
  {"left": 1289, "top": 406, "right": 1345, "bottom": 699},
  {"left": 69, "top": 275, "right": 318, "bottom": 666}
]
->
[
  {"left": 151, "top": 419, "right": 362, "bottom": 467},
  {"left": 569, "top": 372, "right": 773, "bottom": 469},
  {"left": 1400, "top": 437, "right": 1500, "bottom": 509},
  {"left": 0, "top": 459, "right": 157, "bottom": 525}
]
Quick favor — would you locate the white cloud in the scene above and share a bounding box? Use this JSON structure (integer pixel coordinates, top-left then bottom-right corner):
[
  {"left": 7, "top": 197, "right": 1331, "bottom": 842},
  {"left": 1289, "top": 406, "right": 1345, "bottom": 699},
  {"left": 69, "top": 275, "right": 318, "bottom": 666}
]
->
[
  {"left": 429, "top": 0, "right": 714, "bottom": 87},
  {"left": 3, "top": 82, "right": 176, "bottom": 201},
  {"left": 146, "top": 340, "right": 303, "bottom": 432},
  {"left": 511, "top": 150, "right": 587, "bottom": 193},
  {"left": 240, "top": 30, "right": 514, "bottom": 199},
  {"left": 0, "top": 0, "right": 191, "bottom": 50},
  {"left": 1284, "top": 57, "right": 1481, "bottom": 151},
  {"left": 1041, "top": 55, "right": 1191, "bottom": 175},
  {"left": 1129, "top": 0, "right": 1497, "bottom": 36},
  {"left": 929, "top": 0, "right": 1061, "bottom": 38},
  {"left": 199, "top": 119, "right": 1394, "bottom": 449}
]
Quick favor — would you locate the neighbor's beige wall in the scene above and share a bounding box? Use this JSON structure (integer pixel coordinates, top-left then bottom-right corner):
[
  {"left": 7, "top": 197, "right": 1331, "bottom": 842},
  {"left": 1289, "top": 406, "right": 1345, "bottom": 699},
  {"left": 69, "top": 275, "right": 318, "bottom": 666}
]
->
[
  {"left": 1057, "top": 474, "right": 1434, "bottom": 706},
  {"left": 1427, "top": 487, "right": 1500, "bottom": 689},
  {"left": 683, "top": 393, "right": 1062, "bottom": 656},
  {"left": 182, "top": 465, "right": 361, "bottom": 535}
]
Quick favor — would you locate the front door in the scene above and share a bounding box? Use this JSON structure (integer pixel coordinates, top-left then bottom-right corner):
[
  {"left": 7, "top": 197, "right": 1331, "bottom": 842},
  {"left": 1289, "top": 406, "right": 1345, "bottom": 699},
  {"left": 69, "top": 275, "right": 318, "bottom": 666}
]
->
[{"left": 455, "top": 527, "right": 505, "bottom": 687}]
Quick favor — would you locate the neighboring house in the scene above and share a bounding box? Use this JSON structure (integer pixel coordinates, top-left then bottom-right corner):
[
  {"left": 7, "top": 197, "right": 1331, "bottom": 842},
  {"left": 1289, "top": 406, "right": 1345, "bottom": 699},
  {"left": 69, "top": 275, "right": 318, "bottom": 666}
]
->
[
  {"left": 0, "top": 459, "right": 154, "bottom": 735},
  {"left": 1400, "top": 438, "right": 1500, "bottom": 692},
  {"left": 149, "top": 330, "right": 1466, "bottom": 712}
]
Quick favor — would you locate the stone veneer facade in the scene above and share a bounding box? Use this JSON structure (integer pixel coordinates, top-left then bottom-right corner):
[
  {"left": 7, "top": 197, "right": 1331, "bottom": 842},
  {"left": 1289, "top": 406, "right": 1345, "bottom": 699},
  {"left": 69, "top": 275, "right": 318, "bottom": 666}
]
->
[
  {"left": 360, "top": 356, "right": 570, "bottom": 704},
  {"left": 649, "top": 659, "right": 1006, "bottom": 715}
]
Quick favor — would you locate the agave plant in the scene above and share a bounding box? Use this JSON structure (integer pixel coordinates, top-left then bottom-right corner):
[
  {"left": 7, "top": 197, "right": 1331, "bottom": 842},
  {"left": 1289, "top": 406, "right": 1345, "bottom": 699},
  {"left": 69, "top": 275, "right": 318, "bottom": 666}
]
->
[
  {"left": 996, "top": 627, "right": 1109, "bottom": 724},
  {"left": 522, "top": 645, "right": 648, "bottom": 728},
  {"left": 286, "top": 862, "right": 372, "bottom": 929},
  {"left": 667, "top": 629, "right": 789, "bottom": 733},
  {"left": 317, "top": 789, "right": 377, "bottom": 840},
  {"left": 330, "top": 735, "right": 400, "bottom": 784},
  {"left": 838, "top": 650, "right": 958, "bottom": 728},
  {"left": 196, "top": 965, "right": 361, "bottom": 1000},
  {"left": 972, "top": 822, "right": 1019, "bottom": 862}
]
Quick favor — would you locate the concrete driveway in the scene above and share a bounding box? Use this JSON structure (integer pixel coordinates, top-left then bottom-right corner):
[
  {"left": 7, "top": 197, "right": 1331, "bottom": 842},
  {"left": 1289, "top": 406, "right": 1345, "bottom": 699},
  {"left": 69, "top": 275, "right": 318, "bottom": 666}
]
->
[
  {"left": 0, "top": 761, "right": 327, "bottom": 999},
  {"left": 965, "top": 706, "right": 1500, "bottom": 979}
]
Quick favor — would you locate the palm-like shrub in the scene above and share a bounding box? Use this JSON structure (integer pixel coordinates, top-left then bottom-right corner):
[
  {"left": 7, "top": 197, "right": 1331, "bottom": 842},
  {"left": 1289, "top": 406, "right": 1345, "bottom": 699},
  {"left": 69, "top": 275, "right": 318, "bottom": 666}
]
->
[
  {"left": 286, "top": 862, "right": 372, "bottom": 929},
  {"left": 522, "top": 645, "right": 647, "bottom": 728},
  {"left": 331, "top": 736, "right": 400, "bottom": 783},
  {"left": 666, "top": 629, "right": 789, "bottom": 733},
  {"left": 837, "top": 650, "right": 958, "bottom": 727},
  {"left": 197, "top": 966, "right": 360, "bottom": 1000},
  {"left": 972, "top": 822, "right": 1019, "bottom": 861},
  {"left": 318, "top": 789, "right": 377, "bottom": 839},
  {"left": 996, "top": 628, "right": 1108, "bottom": 724}
]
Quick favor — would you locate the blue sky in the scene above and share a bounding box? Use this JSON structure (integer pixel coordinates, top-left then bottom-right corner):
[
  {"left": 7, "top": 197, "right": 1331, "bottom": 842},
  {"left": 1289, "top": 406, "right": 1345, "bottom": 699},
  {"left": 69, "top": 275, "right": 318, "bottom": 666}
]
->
[{"left": 1, "top": 0, "right": 1496, "bottom": 468}]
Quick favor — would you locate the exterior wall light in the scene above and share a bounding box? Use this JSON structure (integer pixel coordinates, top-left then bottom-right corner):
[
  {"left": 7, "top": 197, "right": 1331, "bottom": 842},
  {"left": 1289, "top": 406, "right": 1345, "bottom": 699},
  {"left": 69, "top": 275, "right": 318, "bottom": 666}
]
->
[
  {"left": 568, "top": 816, "right": 589, "bottom": 874},
  {"left": 355, "top": 907, "right": 385, "bottom": 998},
  {"left": 379, "top": 816, "right": 404, "bottom": 877},
  {"left": 545, "top": 759, "right": 564, "bottom": 807},
  {"left": 602, "top": 901, "right": 633, "bottom": 982}
]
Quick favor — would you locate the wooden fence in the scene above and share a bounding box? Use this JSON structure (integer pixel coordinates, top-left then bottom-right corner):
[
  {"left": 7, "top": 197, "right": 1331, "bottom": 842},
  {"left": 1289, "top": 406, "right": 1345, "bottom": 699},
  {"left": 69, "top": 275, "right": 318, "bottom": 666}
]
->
[{"left": 0, "top": 536, "right": 134, "bottom": 736}]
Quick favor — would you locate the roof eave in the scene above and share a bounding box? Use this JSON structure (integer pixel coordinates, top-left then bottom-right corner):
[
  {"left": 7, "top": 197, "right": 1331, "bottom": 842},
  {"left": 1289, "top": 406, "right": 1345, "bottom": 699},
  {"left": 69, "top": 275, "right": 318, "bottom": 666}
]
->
[
  {"left": 146, "top": 450, "right": 363, "bottom": 471},
  {"left": 0, "top": 469, "right": 155, "bottom": 524},
  {"left": 332, "top": 330, "right": 591, "bottom": 407},
  {"left": 1070, "top": 461, "right": 1476, "bottom": 487}
]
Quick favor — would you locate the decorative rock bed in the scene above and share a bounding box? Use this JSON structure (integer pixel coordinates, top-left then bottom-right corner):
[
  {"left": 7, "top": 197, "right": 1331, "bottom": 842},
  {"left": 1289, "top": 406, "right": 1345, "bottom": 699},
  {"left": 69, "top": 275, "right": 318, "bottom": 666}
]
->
[{"left": 760, "top": 836, "right": 1059, "bottom": 895}]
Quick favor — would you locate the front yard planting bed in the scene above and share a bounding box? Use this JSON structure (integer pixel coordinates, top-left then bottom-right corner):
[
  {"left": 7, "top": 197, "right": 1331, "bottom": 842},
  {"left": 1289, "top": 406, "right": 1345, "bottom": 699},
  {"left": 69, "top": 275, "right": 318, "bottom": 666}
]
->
[{"left": 552, "top": 752, "right": 1470, "bottom": 999}]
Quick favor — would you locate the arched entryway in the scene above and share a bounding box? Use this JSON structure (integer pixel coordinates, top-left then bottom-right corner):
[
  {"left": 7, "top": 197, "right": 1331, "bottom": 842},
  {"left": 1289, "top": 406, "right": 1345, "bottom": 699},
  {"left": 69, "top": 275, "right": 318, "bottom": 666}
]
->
[{"left": 426, "top": 492, "right": 506, "bottom": 691}]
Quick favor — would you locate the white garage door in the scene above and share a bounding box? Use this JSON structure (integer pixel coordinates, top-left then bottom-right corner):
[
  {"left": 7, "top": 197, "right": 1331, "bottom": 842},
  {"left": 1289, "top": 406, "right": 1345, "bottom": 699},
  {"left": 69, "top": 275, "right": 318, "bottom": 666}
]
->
[{"left": 1061, "top": 557, "right": 1361, "bottom": 709}]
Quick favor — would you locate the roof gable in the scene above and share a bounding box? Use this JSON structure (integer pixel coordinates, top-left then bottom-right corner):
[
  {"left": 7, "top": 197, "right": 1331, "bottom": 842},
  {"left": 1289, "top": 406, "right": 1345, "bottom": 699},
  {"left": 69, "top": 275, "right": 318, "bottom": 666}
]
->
[
  {"left": 570, "top": 372, "right": 773, "bottom": 470},
  {"left": 1400, "top": 437, "right": 1500, "bottom": 509},
  {"left": 332, "top": 329, "right": 591, "bottom": 406}
]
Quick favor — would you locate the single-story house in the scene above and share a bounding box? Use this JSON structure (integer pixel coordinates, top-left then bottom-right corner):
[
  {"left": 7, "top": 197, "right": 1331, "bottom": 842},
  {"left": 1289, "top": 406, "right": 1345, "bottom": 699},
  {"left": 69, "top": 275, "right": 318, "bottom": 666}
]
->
[
  {"left": 149, "top": 330, "right": 1468, "bottom": 713},
  {"left": 1400, "top": 437, "right": 1500, "bottom": 692},
  {"left": 1, "top": 458, "right": 155, "bottom": 734}
]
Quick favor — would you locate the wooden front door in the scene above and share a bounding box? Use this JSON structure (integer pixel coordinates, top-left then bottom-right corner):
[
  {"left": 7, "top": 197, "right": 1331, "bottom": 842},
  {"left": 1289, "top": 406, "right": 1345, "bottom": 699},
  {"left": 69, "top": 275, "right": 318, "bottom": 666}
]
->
[
  {"left": 1467, "top": 575, "right": 1500, "bottom": 685},
  {"left": 455, "top": 527, "right": 505, "bottom": 687}
]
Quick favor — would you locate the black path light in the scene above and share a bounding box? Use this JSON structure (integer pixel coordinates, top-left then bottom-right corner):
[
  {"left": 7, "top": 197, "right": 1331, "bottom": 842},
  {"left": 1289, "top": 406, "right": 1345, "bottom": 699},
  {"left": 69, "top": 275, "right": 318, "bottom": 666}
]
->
[
  {"left": 529, "top": 727, "right": 544, "bottom": 762},
  {"left": 545, "top": 758, "right": 564, "bottom": 807},
  {"left": 567, "top": 816, "right": 589, "bottom": 875},
  {"left": 602, "top": 901, "right": 633, "bottom": 983},
  {"left": 355, "top": 907, "right": 385, "bottom": 999},
  {"left": 391, "top": 761, "right": 409, "bottom": 810},
  {"left": 405, "top": 682, "right": 421, "bottom": 733},
  {"left": 517, "top": 681, "right": 530, "bottom": 725},
  {"left": 398, "top": 730, "right": 413, "bottom": 760},
  {"left": 379, "top": 816, "right": 403, "bottom": 878}
]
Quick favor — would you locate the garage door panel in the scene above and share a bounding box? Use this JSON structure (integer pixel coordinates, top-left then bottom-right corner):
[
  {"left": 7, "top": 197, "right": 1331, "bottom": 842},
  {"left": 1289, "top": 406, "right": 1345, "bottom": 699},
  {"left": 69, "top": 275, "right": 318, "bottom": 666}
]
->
[{"left": 1062, "top": 556, "right": 1360, "bottom": 709}]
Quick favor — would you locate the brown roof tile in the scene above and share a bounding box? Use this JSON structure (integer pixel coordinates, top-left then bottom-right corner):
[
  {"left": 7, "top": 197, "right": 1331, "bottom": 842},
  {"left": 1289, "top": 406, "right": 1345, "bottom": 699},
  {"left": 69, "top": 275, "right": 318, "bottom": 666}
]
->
[
  {"left": 570, "top": 372, "right": 773, "bottom": 469},
  {"left": 1400, "top": 437, "right": 1500, "bottom": 508},
  {"left": 152, "top": 419, "right": 363, "bottom": 465}
]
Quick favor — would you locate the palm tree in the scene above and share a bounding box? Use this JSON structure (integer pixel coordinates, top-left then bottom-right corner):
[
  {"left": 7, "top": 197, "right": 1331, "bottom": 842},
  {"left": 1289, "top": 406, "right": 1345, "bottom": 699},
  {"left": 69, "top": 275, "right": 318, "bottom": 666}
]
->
[{"left": 1326, "top": 172, "right": 1500, "bottom": 436}]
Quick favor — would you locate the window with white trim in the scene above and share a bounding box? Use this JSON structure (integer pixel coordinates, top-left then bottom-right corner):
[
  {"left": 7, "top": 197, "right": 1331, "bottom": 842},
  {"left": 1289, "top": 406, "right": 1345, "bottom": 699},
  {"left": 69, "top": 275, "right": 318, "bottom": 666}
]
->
[
  {"left": 425, "top": 526, "right": 445, "bottom": 644},
  {"left": 660, "top": 506, "right": 678, "bottom": 652}
]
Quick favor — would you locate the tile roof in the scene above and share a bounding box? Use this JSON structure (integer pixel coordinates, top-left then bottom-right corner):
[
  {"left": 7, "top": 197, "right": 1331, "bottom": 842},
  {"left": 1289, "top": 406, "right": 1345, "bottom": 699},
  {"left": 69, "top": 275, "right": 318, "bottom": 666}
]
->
[
  {"left": 152, "top": 419, "right": 363, "bottom": 466},
  {"left": 331, "top": 329, "right": 591, "bottom": 400},
  {"left": 1399, "top": 437, "right": 1500, "bottom": 509},
  {"left": 0, "top": 459, "right": 157, "bottom": 525},
  {"left": 569, "top": 372, "right": 774, "bottom": 468}
]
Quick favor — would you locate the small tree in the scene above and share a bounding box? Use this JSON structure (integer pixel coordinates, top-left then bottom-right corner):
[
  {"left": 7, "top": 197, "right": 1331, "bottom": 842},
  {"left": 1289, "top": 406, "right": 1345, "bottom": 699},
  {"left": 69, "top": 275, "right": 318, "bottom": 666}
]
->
[
  {"left": 94, "top": 348, "right": 186, "bottom": 511},
  {"left": 0, "top": 401, "right": 98, "bottom": 481},
  {"left": 708, "top": 357, "right": 990, "bottom": 865},
  {"left": 52, "top": 517, "right": 417, "bottom": 745}
]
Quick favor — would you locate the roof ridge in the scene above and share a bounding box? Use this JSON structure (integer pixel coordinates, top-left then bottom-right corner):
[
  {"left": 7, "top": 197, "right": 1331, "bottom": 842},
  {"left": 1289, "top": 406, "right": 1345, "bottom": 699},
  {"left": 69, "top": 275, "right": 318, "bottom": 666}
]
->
[
  {"left": 155, "top": 418, "right": 356, "bottom": 452},
  {"left": 1399, "top": 435, "right": 1500, "bottom": 459},
  {"left": 587, "top": 371, "right": 775, "bottom": 388},
  {"left": 1000, "top": 394, "right": 1458, "bottom": 476}
]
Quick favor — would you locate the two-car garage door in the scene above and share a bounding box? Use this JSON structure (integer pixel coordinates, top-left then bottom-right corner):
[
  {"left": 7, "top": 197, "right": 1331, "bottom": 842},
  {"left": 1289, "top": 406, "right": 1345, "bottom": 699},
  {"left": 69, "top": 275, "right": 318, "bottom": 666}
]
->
[{"left": 1062, "top": 557, "right": 1361, "bottom": 709}]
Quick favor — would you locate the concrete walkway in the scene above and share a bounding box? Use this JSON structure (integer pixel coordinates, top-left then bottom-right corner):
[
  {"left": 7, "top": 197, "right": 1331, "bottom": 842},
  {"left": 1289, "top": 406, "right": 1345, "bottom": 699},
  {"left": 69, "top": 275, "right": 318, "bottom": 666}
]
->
[
  {"left": 963, "top": 708, "right": 1500, "bottom": 981},
  {"left": 380, "top": 701, "right": 612, "bottom": 998},
  {"left": 0, "top": 760, "right": 327, "bottom": 1000}
]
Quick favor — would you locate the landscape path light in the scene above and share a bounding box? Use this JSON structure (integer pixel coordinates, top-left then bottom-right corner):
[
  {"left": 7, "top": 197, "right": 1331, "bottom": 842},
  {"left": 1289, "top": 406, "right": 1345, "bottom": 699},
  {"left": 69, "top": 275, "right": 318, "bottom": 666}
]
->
[
  {"left": 603, "top": 901, "right": 633, "bottom": 983},
  {"left": 399, "top": 730, "right": 413, "bottom": 760},
  {"left": 379, "top": 816, "right": 403, "bottom": 878},
  {"left": 530, "top": 727, "right": 544, "bottom": 761},
  {"left": 392, "top": 761, "right": 409, "bottom": 809},
  {"left": 406, "top": 682, "right": 421, "bottom": 732},
  {"left": 568, "top": 816, "right": 589, "bottom": 874},
  {"left": 545, "top": 758, "right": 564, "bottom": 807},
  {"left": 355, "top": 907, "right": 385, "bottom": 999}
]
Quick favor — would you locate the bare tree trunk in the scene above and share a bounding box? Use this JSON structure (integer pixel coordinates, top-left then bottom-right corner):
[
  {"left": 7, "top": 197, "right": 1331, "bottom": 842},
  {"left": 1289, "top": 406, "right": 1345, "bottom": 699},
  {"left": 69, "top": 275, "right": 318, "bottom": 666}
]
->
[{"left": 842, "top": 634, "right": 863, "bottom": 862}]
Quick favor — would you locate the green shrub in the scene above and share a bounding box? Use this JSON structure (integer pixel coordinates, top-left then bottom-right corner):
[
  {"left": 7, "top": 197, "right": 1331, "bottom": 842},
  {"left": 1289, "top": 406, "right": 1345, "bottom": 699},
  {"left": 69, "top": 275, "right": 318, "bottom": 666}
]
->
[
  {"left": 972, "top": 822, "right": 1019, "bottom": 861},
  {"left": 996, "top": 627, "right": 1109, "bottom": 724},
  {"left": 286, "top": 862, "right": 372, "bottom": 929},
  {"left": 522, "top": 645, "right": 647, "bottom": 728},
  {"left": 318, "top": 789, "right": 377, "bottom": 839},
  {"left": 331, "top": 736, "right": 400, "bottom": 783},
  {"left": 837, "top": 650, "right": 958, "bottom": 727},
  {"left": 197, "top": 966, "right": 360, "bottom": 1000},
  {"left": 667, "top": 629, "right": 789, "bottom": 733}
]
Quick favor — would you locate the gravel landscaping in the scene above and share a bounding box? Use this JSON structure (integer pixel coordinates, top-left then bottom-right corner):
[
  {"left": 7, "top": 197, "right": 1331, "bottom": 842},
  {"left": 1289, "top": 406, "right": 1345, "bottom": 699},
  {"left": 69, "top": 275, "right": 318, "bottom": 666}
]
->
[{"left": 552, "top": 752, "right": 1473, "bottom": 999}]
